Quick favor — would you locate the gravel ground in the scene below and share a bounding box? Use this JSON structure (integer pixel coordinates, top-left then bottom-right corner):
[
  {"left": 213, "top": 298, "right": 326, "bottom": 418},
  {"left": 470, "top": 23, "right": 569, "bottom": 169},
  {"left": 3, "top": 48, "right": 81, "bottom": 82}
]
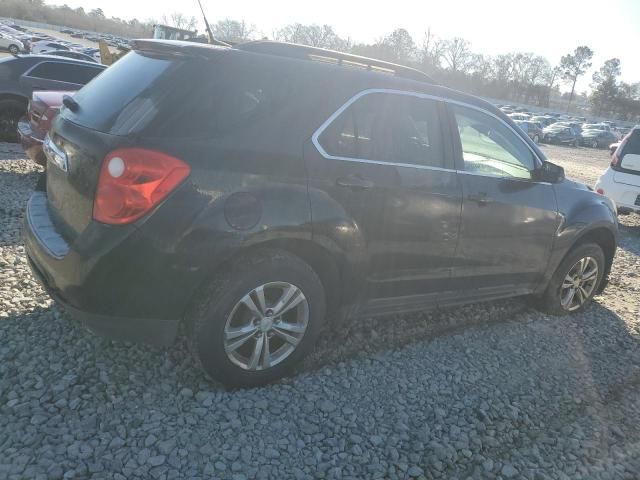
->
[{"left": 1, "top": 142, "right": 640, "bottom": 480}]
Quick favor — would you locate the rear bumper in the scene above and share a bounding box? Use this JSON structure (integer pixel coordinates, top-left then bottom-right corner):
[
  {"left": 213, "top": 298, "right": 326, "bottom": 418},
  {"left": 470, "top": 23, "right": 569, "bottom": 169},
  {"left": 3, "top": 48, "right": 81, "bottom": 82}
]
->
[
  {"left": 27, "top": 255, "right": 179, "bottom": 346},
  {"left": 23, "top": 192, "right": 190, "bottom": 346},
  {"left": 17, "top": 118, "right": 46, "bottom": 166}
]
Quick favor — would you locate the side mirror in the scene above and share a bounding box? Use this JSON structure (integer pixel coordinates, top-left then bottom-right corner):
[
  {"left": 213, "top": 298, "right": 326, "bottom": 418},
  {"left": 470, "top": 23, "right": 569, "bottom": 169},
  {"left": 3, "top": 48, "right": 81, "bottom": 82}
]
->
[{"left": 533, "top": 161, "right": 565, "bottom": 183}]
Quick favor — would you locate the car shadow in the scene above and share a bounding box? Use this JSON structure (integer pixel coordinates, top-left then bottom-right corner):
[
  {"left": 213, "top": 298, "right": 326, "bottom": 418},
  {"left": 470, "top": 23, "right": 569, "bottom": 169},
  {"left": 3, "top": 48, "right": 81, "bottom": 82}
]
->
[{"left": 3, "top": 292, "right": 639, "bottom": 397}]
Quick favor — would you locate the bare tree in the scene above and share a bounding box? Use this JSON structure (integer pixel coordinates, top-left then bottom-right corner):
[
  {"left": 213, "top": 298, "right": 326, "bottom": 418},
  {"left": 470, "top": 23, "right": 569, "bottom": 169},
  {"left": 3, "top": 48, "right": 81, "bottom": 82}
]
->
[
  {"left": 162, "top": 12, "right": 198, "bottom": 31},
  {"left": 212, "top": 19, "right": 255, "bottom": 43},
  {"left": 441, "top": 37, "right": 472, "bottom": 73}
]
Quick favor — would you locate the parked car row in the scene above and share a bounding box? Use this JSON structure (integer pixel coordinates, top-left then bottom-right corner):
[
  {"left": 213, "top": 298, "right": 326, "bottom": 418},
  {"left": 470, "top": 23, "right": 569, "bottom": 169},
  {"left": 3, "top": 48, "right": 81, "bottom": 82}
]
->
[
  {"left": 499, "top": 105, "right": 626, "bottom": 150},
  {"left": 0, "top": 20, "right": 127, "bottom": 63}
]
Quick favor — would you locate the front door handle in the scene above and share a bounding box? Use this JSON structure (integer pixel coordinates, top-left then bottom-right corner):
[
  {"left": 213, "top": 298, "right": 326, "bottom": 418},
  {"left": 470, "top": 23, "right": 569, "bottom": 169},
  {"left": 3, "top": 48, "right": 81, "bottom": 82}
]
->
[
  {"left": 336, "top": 175, "right": 374, "bottom": 190},
  {"left": 467, "top": 192, "right": 489, "bottom": 206}
]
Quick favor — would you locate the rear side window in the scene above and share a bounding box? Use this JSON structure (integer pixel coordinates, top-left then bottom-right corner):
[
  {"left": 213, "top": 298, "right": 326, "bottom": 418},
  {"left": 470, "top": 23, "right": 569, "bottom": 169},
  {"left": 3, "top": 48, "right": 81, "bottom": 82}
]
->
[
  {"left": 27, "top": 61, "right": 102, "bottom": 84},
  {"left": 318, "top": 92, "right": 445, "bottom": 168},
  {"left": 63, "top": 51, "right": 288, "bottom": 137}
]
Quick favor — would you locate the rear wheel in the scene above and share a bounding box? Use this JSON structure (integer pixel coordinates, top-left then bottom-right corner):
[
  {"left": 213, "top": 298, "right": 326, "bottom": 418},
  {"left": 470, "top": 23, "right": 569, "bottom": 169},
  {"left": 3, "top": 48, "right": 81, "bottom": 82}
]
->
[
  {"left": 535, "top": 243, "right": 605, "bottom": 316},
  {"left": 592, "top": 140, "right": 599, "bottom": 148},
  {"left": 0, "top": 98, "right": 26, "bottom": 142},
  {"left": 188, "top": 250, "right": 326, "bottom": 388}
]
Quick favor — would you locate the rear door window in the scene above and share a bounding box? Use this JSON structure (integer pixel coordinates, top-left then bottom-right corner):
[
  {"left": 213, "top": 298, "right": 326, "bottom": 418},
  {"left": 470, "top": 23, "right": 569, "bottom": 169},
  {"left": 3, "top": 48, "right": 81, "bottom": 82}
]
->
[{"left": 318, "top": 92, "right": 445, "bottom": 168}]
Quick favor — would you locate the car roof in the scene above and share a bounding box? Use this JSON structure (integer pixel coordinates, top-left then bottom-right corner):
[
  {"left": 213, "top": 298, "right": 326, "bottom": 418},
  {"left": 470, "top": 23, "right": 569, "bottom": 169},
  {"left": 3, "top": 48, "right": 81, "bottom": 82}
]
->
[{"left": 128, "top": 39, "right": 505, "bottom": 112}]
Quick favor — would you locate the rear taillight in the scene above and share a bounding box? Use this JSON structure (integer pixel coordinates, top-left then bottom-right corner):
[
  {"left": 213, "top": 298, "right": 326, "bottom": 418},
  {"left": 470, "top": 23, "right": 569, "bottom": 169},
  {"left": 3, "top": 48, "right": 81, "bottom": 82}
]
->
[{"left": 93, "top": 148, "right": 190, "bottom": 225}]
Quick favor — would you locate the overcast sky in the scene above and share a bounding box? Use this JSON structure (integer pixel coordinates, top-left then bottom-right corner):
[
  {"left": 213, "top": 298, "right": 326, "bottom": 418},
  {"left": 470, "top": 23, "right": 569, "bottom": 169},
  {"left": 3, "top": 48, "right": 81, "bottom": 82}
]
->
[{"left": 49, "top": 0, "right": 640, "bottom": 92}]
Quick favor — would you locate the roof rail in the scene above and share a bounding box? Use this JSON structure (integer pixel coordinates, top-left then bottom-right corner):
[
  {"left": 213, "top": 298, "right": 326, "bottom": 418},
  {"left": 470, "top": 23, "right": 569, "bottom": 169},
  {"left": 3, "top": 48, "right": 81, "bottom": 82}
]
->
[{"left": 237, "top": 41, "right": 434, "bottom": 84}]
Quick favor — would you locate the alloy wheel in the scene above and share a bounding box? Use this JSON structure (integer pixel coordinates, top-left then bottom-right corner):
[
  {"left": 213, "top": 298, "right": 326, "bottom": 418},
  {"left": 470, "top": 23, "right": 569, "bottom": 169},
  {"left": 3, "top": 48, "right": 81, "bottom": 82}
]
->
[
  {"left": 8, "top": 45, "right": 18, "bottom": 54},
  {"left": 223, "top": 281, "right": 309, "bottom": 371},
  {"left": 560, "top": 257, "right": 599, "bottom": 311},
  {"left": 592, "top": 140, "right": 598, "bottom": 148}
]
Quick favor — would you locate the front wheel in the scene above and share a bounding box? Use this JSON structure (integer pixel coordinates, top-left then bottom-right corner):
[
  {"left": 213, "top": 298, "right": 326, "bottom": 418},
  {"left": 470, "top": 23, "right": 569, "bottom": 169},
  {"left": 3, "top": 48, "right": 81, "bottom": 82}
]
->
[
  {"left": 8, "top": 45, "right": 19, "bottom": 54},
  {"left": 188, "top": 250, "right": 326, "bottom": 388},
  {"left": 535, "top": 243, "right": 605, "bottom": 316},
  {"left": 592, "top": 140, "right": 599, "bottom": 149}
]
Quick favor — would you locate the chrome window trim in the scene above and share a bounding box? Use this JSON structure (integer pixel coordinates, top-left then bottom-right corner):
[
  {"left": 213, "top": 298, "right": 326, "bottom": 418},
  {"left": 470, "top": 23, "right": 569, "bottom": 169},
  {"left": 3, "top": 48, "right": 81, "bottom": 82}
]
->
[{"left": 311, "top": 88, "right": 545, "bottom": 175}]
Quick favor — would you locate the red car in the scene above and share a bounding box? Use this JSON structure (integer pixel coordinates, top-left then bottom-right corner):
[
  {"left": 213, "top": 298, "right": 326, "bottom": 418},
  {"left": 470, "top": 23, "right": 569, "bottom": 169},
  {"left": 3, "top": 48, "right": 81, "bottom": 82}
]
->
[{"left": 17, "top": 91, "right": 73, "bottom": 166}]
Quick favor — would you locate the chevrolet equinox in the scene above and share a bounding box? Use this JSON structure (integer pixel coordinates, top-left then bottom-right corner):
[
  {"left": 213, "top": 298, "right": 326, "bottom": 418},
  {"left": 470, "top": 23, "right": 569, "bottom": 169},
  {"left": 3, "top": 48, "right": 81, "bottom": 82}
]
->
[{"left": 24, "top": 40, "right": 618, "bottom": 387}]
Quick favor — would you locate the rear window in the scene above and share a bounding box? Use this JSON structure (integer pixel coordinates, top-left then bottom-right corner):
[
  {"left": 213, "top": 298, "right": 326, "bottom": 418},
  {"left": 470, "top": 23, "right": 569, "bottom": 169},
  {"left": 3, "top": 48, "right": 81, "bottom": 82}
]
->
[{"left": 62, "top": 50, "right": 287, "bottom": 138}]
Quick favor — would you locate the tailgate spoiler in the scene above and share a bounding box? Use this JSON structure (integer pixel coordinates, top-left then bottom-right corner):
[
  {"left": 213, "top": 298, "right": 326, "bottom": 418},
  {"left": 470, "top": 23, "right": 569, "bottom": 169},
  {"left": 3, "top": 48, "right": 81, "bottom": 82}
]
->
[{"left": 129, "top": 39, "right": 229, "bottom": 59}]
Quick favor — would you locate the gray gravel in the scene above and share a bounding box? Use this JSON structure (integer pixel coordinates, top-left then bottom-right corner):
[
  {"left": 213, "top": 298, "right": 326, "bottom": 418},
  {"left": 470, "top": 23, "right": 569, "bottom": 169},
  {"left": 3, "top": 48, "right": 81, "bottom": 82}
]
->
[{"left": 1, "top": 143, "right": 640, "bottom": 479}]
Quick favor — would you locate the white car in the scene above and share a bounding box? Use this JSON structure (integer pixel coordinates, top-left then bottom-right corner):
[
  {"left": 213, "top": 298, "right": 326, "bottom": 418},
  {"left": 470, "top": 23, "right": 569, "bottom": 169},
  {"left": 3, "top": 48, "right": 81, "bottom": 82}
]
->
[
  {"left": 30, "top": 41, "right": 70, "bottom": 55},
  {"left": 0, "top": 33, "right": 24, "bottom": 54},
  {"left": 595, "top": 127, "right": 640, "bottom": 214}
]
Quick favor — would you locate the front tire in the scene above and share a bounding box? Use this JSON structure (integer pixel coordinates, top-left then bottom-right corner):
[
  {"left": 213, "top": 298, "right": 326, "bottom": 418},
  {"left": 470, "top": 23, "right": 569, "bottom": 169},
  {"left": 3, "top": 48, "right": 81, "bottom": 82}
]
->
[
  {"left": 188, "top": 250, "right": 326, "bottom": 388},
  {"left": 8, "top": 45, "right": 19, "bottom": 54},
  {"left": 535, "top": 243, "right": 605, "bottom": 316}
]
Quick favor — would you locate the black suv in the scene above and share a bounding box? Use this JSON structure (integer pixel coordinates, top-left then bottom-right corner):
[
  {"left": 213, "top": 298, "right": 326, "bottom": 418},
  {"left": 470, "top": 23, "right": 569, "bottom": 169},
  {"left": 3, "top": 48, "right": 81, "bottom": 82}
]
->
[{"left": 24, "top": 40, "right": 618, "bottom": 387}]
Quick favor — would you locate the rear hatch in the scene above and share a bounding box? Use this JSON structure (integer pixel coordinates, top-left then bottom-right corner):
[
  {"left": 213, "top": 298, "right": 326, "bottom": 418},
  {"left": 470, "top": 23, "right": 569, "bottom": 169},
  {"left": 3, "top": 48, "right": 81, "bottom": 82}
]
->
[
  {"left": 613, "top": 129, "right": 640, "bottom": 187},
  {"left": 45, "top": 44, "right": 224, "bottom": 240}
]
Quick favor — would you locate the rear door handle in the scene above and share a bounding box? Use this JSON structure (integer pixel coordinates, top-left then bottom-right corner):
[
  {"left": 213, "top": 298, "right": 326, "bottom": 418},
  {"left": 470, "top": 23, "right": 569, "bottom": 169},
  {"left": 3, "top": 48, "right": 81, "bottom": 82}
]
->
[
  {"left": 467, "top": 192, "right": 489, "bottom": 205},
  {"left": 336, "top": 175, "right": 374, "bottom": 190}
]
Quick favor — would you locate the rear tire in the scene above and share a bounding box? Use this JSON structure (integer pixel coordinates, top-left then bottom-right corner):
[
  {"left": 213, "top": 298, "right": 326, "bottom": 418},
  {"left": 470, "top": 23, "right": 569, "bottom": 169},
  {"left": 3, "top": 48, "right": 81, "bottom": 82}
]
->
[
  {"left": 187, "top": 250, "right": 326, "bottom": 388},
  {"left": 0, "top": 98, "right": 26, "bottom": 142},
  {"left": 534, "top": 243, "right": 605, "bottom": 316}
]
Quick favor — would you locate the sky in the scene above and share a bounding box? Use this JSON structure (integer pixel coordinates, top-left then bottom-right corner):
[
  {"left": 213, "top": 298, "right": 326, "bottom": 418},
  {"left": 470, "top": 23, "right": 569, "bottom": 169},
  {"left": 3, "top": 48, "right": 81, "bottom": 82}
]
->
[{"left": 49, "top": 0, "right": 640, "bottom": 92}]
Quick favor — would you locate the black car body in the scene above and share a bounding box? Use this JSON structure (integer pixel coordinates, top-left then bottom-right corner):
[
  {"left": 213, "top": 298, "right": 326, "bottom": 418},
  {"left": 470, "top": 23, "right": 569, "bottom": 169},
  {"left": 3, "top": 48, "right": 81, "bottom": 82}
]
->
[
  {"left": 543, "top": 125, "right": 579, "bottom": 146},
  {"left": 0, "top": 54, "right": 105, "bottom": 140},
  {"left": 24, "top": 40, "right": 618, "bottom": 387},
  {"left": 581, "top": 129, "right": 619, "bottom": 148}
]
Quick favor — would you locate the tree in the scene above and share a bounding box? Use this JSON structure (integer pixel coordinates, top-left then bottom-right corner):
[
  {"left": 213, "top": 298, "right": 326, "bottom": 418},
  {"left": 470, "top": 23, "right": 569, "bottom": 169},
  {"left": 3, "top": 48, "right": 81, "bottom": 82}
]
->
[
  {"left": 590, "top": 58, "right": 621, "bottom": 116},
  {"left": 559, "top": 46, "right": 594, "bottom": 110},
  {"left": 162, "top": 12, "right": 198, "bottom": 31},
  {"left": 274, "top": 24, "right": 350, "bottom": 51},
  {"left": 380, "top": 28, "right": 416, "bottom": 63},
  {"left": 212, "top": 19, "right": 255, "bottom": 43},
  {"left": 89, "top": 8, "right": 104, "bottom": 17},
  {"left": 418, "top": 29, "right": 444, "bottom": 72},
  {"left": 441, "top": 37, "right": 472, "bottom": 73}
]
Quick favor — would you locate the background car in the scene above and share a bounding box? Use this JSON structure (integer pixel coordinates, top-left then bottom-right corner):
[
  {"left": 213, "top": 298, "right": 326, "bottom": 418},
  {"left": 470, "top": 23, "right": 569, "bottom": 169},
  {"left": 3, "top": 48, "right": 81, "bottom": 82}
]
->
[
  {"left": 0, "top": 32, "right": 24, "bottom": 54},
  {"left": 543, "top": 125, "right": 579, "bottom": 146},
  {"left": 0, "top": 55, "right": 105, "bottom": 141},
  {"left": 595, "top": 127, "right": 640, "bottom": 213},
  {"left": 45, "top": 50, "right": 98, "bottom": 63},
  {"left": 17, "top": 90, "right": 71, "bottom": 167},
  {"left": 520, "top": 121, "right": 544, "bottom": 143},
  {"left": 30, "top": 41, "right": 70, "bottom": 55},
  {"left": 581, "top": 129, "right": 619, "bottom": 148}
]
